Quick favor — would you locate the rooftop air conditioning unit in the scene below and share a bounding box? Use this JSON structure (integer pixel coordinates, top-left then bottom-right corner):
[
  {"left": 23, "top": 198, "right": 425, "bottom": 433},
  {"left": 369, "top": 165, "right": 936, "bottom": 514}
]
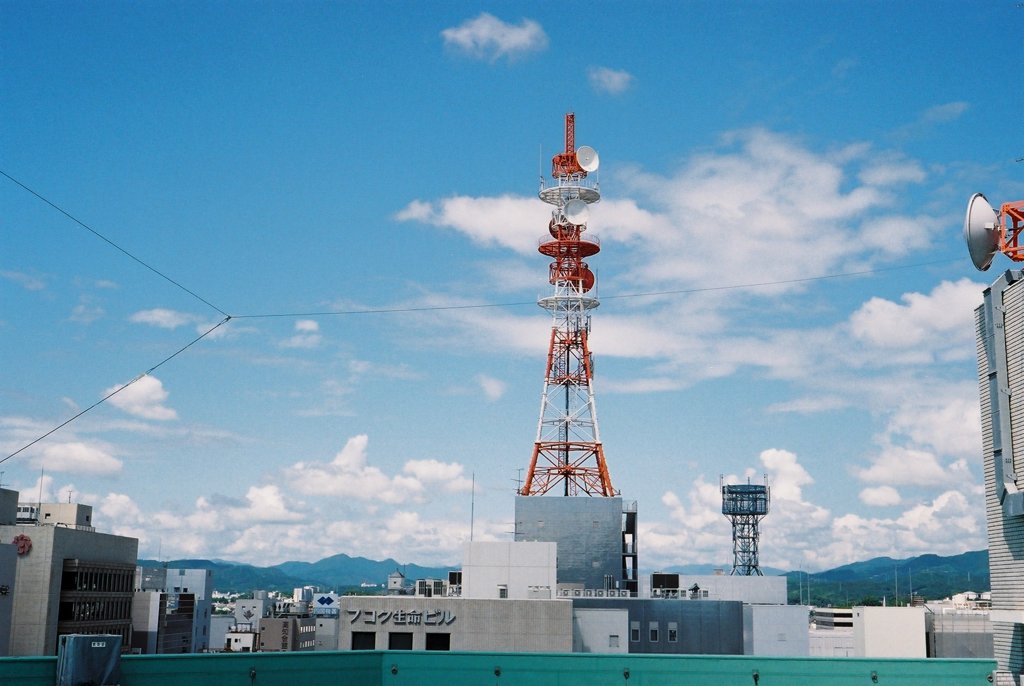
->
[{"left": 56, "top": 634, "right": 121, "bottom": 686}]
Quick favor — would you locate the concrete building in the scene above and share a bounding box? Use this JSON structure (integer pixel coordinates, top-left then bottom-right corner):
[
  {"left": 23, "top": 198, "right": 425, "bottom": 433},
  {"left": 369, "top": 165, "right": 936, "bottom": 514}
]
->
[
  {"left": 314, "top": 615, "right": 339, "bottom": 651},
  {"left": 976, "top": 270, "right": 1024, "bottom": 683},
  {"left": 134, "top": 566, "right": 214, "bottom": 653},
  {"left": 926, "top": 608, "right": 993, "bottom": 658},
  {"left": 743, "top": 604, "right": 809, "bottom": 656},
  {"left": 852, "top": 606, "right": 926, "bottom": 658},
  {"left": 259, "top": 616, "right": 316, "bottom": 652},
  {"left": 209, "top": 615, "right": 234, "bottom": 652},
  {"left": 461, "top": 541, "right": 557, "bottom": 600},
  {"left": 0, "top": 488, "right": 138, "bottom": 656},
  {"left": 337, "top": 596, "right": 573, "bottom": 652},
  {"left": 131, "top": 591, "right": 196, "bottom": 654},
  {"left": 572, "top": 597, "right": 744, "bottom": 654},
  {"left": 572, "top": 607, "right": 629, "bottom": 653}
]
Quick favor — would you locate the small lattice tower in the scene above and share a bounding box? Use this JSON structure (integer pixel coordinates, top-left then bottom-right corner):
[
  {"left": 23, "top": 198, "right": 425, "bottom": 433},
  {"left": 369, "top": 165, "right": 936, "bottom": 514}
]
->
[
  {"left": 721, "top": 477, "right": 770, "bottom": 576},
  {"left": 520, "top": 113, "right": 615, "bottom": 497}
]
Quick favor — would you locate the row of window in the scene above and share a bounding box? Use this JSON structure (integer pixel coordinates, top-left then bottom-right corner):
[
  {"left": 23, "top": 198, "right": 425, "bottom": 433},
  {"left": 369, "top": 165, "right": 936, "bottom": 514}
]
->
[
  {"left": 58, "top": 598, "right": 132, "bottom": 622},
  {"left": 351, "top": 632, "right": 450, "bottom": 651},
  {"left": 628, "top": 621, "right": 679, "bottom": 643},
  {"left": 61, "top": 566, "right": 134, "bottom": 593}
]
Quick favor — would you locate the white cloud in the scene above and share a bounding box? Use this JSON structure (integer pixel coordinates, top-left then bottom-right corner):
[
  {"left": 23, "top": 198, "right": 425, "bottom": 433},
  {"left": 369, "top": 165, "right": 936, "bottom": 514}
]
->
[
  {"left": 105, "top": 375, "right": 178, "bottom": 421},
  {"left": 33, "top": 441, "right": 122, "bottom": 475},
  {"left": 130, "top": 308, "right": 196, "bottom": 329},
  {"left": 766, "top": 396, "right": 848, "bottom": 414},
  {"left": 281, "top": 319, "right": 322, "bottom": 349},
  {"left": 441, "top": 13, "right": 548, "bottom": 62},
  {"left": 396, "top": 194, "right": 546, "bottom": 254},
  {"left": 70, "top": 296, "right": 104, "bottom": 324},
  {"left": 854, "top": 443, "right": 953, "bottom": 486},
  {"left": 923, "top": 101, "right": 969, "bottom": 124},
  {"left": 588, "top": 66, "right": 633, "bottom": 95},
  {"left": 761, "top": 448, "right": 813, "bottom": 502},
  {"left": 1, "top": 270, "right": 46, "bottom": 290},
  {"left": 476, "top": 374, "right": 506, "bottom": 401},
  {"left": 849, "top": 279, "right": 983, "bottom": 350},
  {"left": 287, "top": 435, "right": 424, "bottom": 503},
  {"left": 858, "top": 161, "right": 926, "bottom": 186},
  {"left": 229, "top": 485, "right": 304, "bottom": 524},
  {"left": 859, "top": 485, "right": 901, "bottom": 507}
]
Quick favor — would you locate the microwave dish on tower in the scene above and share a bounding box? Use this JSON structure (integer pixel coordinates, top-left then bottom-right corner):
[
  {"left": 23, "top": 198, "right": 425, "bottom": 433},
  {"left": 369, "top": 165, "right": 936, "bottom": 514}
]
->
[
  {"left": 564, "top": 199, "right": 590, "bottom": 224},
  {"left": 964, "top": 192, "right": 1024, "bottom": 271},
  {"left": 576, "top": 145, "right": 600, "bottom": 172}
]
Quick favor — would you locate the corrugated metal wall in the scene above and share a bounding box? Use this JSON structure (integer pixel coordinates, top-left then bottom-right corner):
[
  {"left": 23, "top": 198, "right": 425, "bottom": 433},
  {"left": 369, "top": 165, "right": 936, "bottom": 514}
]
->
[{"left": 977, "top": 271, "right": 1024, "bottom": 682}]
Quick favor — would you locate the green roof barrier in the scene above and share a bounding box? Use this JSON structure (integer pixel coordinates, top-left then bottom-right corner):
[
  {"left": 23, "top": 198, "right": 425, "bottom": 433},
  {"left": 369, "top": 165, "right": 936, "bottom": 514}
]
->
[{"left": 0, "top": 650, "right": 997, "bottom": 686}]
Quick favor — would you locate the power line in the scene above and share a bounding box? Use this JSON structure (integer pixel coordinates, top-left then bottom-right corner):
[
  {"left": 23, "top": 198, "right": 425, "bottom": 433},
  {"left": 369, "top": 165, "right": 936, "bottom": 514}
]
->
[
  {"left": 232, "top": 258, "right": 961, "bottom": 320},
  {"left": 1, "top": 317, "right": 231, "bottom": 465},
  {"left": 0, "top": 170, "right": 230, "bottom": 318}
]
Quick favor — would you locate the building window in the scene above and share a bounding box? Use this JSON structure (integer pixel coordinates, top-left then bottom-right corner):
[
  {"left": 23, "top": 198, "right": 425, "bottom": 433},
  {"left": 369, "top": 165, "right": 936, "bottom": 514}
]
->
[
  {"left": 629, "top": 621, "right": 640, "bottom": 642},
  {"left": 389, "top": 632, "right": 413, "bottom": 650},
  {"left": 425, "top": 633, "right": 450, "bottom": 651},
  {"left": 498, "top": 585, "right": 508, "bottom": 599},
  {"left": 668, "top": 622, "right": 678, "bottom": 643},
  {"left": 609, "top": 634, "right": 620, "bottom": 648},
  {"left": 649, "top": 622, "right": 659, "bottom": 642},
  {"left": 351, "top": 632, "right": 375, "bottom": 650}
]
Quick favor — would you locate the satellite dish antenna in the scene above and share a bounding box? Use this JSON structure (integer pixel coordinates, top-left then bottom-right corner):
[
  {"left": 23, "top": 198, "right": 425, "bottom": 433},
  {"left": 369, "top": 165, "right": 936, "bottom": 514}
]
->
[
  {"left": 576, "top": 146, "right": 600, "bottom": 172},
  {"left": 964, "top": 192, "right": 1001, "bottom": 271},
  {"left": 580, "top": 266, "right": 596, "bottom": 293},
  {"left": 564, "top": 199, "right": 589, "bottom": 225}
]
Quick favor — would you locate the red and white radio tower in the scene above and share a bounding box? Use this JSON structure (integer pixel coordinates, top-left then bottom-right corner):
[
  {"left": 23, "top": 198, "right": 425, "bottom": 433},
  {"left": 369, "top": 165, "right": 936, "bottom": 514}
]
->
[{"left": 520, "top": 113, "right": 615, "bottom": 497}]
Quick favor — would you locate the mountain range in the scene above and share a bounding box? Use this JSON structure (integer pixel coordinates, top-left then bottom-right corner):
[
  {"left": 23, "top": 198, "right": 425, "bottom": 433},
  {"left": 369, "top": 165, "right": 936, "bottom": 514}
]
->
[{"left": 139, "top": 549, "right": 990, "bottom": 605}]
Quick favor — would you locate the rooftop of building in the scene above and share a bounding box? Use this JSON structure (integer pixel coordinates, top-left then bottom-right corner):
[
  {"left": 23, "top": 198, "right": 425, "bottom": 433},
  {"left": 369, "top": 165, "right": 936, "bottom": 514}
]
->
[{"left": 0, "top": 649, "right": 996, "bottom": 686}]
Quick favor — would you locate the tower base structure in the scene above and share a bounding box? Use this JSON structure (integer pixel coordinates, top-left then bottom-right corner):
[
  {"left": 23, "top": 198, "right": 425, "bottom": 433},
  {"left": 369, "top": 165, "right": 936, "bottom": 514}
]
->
[{"left": 514, "top": 496, "right": 637, "bottom": 595}]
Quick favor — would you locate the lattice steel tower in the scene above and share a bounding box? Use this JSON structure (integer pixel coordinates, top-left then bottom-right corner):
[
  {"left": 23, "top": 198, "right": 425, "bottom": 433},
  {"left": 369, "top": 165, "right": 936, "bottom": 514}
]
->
[
  {"left": 520, "top": 113, "right": 615, "bottom": 497},
  {"left": 721, "top": 478, "right": 770, "bottom": 576}
]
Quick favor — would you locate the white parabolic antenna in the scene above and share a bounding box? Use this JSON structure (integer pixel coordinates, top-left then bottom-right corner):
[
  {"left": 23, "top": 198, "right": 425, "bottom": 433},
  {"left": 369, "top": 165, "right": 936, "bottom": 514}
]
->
[
  {"left": 964, "top": 192, "right": 1001, "bottom": 271},
  {"left": 564, "top": 199, "right": 589, "bottom": 225},
  {"left": 576, "top": 146, "right": 600, "bottom": 172}
]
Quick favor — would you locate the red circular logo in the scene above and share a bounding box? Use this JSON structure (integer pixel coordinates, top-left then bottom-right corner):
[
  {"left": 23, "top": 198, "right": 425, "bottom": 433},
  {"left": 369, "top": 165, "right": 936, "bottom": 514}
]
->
[{"left": 12, "top": 534, "right": 31, "bottom": 556}]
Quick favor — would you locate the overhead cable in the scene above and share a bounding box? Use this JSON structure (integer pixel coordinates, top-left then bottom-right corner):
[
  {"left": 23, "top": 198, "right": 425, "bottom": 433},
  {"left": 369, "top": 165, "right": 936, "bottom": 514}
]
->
[
  {"left": 0, "top": 170, "right": 230, "bottom": 317},
  {"left": 0, "top": 317, "right": 231, "bottom": 465}
]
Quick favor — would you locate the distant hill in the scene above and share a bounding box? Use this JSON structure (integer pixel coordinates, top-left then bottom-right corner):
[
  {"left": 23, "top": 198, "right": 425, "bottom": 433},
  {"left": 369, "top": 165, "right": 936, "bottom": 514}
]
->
[
  {"left": 137, "top": 555, "right": 453, "bottom": 593},
  {"left": 785, "top": 549, "right": 989, "bottom": 606},
  {"left": 139, "top": 549, "right": 989, "bottom": 602},
  {"left": 655, "top": 563, "right": 787, "bottom": 577}
]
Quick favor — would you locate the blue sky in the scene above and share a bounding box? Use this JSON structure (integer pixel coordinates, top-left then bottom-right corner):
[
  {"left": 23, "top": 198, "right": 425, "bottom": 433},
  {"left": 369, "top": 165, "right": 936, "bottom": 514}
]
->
[{"left": 2, "top": 1, "right": 1023, "bottom": 572}]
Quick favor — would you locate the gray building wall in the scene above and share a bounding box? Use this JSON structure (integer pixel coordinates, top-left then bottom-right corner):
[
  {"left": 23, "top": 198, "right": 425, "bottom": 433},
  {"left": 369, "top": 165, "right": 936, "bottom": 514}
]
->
[
  {"left": 927, "top": 612, "right": 994, "bottom": 658},
  {"left": 977, "top": 270, "right": 1024, "bottom": 682},
  {"left": 572, "top": 608, "right": 628, "bottom": 653},
  {"left": 131, "top": 591, "right": 163, "bottom": 654},
  {"left": 314, "top": 616, "right": 339, "bottom": 651},
  {"left": 515, "top": 496, "right": 623, "bottom": 590},
  {"left": 337, "top": 596, "right": 572, "bottom": 652},
  {"left": 0, "top": 543, "right": 15, "bottom": 656},
  {"left": 572, "top": 598, "right": 744, "bottom": 654},
  {"left": 0, "top": 489, "right": 17, "bottom": 524},
  {"left": 0, "top": 523, "right": 138, "bottom": 655},
  {"left": 743, "top": 604, "right": 809, "bottom": 656},
  {"left": 209, "top": 615, "right": 234, "bottom": 652}
]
